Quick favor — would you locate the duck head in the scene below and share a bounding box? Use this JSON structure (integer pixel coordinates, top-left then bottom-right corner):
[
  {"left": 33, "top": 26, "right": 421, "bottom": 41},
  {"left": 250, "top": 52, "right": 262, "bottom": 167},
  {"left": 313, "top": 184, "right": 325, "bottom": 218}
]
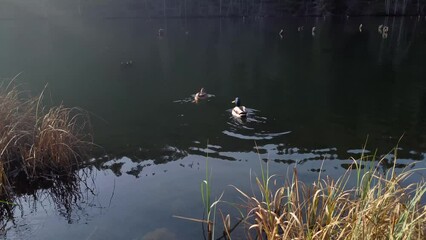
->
[{"left": 232, "top": 97, "right": 241, "bottom": 107}]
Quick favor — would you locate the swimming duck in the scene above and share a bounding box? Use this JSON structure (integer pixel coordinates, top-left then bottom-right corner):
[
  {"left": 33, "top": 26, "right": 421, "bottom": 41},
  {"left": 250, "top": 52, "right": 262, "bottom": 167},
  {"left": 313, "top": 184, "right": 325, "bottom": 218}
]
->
[
  {"left": 194, "top": 88, "right": 207, "bottom": 102},
  {"left": 279, "top": 29, "right": 284, "bottom": 37},
  {"left": 232, "top": 97, "right": 247, "bottom": 118}
]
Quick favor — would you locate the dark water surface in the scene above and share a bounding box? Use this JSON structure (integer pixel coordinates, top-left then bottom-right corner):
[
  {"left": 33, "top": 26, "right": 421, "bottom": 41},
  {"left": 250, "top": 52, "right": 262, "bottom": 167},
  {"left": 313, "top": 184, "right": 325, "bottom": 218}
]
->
[{"left": 1, "top": 17, "right": 426, "bottom": 239}]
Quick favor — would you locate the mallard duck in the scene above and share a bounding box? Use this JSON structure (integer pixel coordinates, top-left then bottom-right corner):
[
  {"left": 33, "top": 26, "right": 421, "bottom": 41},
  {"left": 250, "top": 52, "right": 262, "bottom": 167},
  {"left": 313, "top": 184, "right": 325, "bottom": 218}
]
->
[
  {"left": 194, "top": 88, "right": 207, "bottom": 102},
  {"left": 232, "top": 97, "right": 247, "bottom": 118}
]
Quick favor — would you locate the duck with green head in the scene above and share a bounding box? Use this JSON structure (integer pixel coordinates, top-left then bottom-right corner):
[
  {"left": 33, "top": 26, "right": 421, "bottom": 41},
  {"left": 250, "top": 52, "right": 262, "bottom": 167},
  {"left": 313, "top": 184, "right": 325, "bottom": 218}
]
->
[{"left": 232, "top": 97, "right": 247, "bottom": 118}]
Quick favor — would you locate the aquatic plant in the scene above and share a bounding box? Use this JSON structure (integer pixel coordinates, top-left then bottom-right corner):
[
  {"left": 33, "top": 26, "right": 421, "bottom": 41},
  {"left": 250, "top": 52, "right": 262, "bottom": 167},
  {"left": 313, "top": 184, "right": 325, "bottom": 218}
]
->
[
  {"left": 200, "top": 141, "right": 213, "bottom": 240},
  {"left": 182, "top": 140, "right": 426, "bottom": 239},
  {"left": 0, "top": 77, "right": 93, "bottom": 193},
  {"left": 0, "top": 77, "right": 94, "bottom": 229},
  {"left": 175, "top": 141, "right": 232, "bottom": 240},
  {"left": 229, "top": 146, "right": 426, "bottom": 239},
  {"left": 25, "top": 104, "right": 92, "bottom": 174}
]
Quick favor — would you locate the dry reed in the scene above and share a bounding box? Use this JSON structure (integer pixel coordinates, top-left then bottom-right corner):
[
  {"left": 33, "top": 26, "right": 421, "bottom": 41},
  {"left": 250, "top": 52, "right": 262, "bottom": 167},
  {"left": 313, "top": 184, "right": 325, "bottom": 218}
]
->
[
  {"left": 0, "top": 80, "right": 92, "bottom": 190},
  {"left": 177, "top": 142, "right": 426, "bottom": 240},
  {"left": 231, "top": 152, "right": 426, "bottom": 240}
]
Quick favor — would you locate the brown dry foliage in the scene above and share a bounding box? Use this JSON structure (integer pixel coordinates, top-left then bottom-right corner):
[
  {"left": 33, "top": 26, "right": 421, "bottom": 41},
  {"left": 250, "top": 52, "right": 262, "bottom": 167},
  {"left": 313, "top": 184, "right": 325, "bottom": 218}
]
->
[
  {"left": 0, "top": 83, "right": 92, "bottom": 181},
  {"left": 234, "top": 165, "right": 426, "bottom": 240}
]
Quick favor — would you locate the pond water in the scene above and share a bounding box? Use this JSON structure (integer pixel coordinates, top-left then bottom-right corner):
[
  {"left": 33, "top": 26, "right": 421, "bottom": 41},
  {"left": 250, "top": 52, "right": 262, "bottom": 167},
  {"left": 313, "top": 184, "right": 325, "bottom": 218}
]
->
[{"left": 1, "top": 16, "right": 426, "bottom": 239}]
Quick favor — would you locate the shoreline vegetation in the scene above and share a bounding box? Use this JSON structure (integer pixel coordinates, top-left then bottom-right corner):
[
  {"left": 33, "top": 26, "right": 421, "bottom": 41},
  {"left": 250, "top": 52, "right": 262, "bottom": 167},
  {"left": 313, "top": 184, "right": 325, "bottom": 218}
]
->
[
  {"left": 180, "top": 144, "right": 426, "bottom": 239},
  {"left": 0, "top": 77, "right": 93, "bottom": 202},
  {"left": 1, "top": 0, "right": 425, "bottom": 19}
]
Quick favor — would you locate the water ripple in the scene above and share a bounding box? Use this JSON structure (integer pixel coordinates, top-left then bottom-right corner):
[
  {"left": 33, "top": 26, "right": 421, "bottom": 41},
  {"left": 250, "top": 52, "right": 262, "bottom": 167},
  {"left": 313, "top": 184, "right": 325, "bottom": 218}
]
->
[
  {"left": 223, "top": 108, "right": 290, "bottom": 140},
  {"left": 173, "top": 94, "right": 216, "bottom": 104},
  {"left": 222, "top": 130, "right": 291, "bottom": 140}
]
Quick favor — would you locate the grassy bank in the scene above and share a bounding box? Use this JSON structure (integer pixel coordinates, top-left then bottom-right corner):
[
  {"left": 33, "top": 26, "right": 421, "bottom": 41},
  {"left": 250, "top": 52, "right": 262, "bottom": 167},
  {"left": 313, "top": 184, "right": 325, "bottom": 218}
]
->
[
  {"left": 190, "top": 147, "right": 426, "bottom": 240},
  {"left": 0, "top": 79, "right": 92, "bottom": 197}
]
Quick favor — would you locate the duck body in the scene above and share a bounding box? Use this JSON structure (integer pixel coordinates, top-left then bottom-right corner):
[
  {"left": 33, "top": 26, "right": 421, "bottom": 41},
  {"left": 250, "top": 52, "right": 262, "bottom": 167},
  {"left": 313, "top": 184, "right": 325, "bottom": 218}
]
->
[
  {"left": 232, "top": 97, "right": 247, "bottom": 118},
  {"left": 194, "top": 88, "right": 208, "bottom": 102},
  {"left": 232, "top": 106, "right": 247, "bottom": 118}
]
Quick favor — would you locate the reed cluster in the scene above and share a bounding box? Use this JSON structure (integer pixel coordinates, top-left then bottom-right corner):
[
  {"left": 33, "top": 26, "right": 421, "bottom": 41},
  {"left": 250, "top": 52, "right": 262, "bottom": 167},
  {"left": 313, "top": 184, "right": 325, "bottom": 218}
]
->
[
  {"left": 182, "top": 145, "right": 426, "bottom": 239},
  {"left": 231, "top": 151, "right": 426, "bottom": 239},
  {"left": 0, "top": 80, "right": 92, "bottom": 194}
]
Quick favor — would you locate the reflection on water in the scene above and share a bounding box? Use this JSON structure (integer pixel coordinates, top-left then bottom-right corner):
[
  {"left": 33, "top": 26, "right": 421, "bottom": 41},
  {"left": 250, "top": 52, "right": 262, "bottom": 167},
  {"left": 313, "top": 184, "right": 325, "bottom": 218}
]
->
[
  {"left": 1, "top": 16, "right": 426, "bottom": 238},
  {"left": 1, "top": 169, "right": 97, "bottom": 238},
  {"left": 2, "top": 16, "right": 424, "bottom": 161}
]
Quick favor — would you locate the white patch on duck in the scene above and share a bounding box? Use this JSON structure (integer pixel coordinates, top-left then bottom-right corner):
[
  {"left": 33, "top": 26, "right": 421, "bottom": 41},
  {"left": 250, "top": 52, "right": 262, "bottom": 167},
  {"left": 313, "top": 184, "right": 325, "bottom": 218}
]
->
[
  {"left": 232, "top": 97, "right": 247, "bottom": 118},
  {"left": 194, "top": 88, "right": 208, "bottom": 102}
]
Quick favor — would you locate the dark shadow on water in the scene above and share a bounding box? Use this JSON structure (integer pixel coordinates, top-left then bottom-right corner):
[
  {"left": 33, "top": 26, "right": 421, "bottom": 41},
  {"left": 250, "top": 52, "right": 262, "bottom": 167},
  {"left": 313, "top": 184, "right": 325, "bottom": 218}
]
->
[{"left": 0, "top": 168, "right": 98, "bottom": 235}]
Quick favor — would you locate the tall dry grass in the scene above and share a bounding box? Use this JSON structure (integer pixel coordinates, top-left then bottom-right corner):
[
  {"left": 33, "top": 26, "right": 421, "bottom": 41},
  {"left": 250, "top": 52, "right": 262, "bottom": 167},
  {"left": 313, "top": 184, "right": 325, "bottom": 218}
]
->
[
  {"left": 26, "top": 105, "right": 92, "bottom": 174},
  {"left": 176, "top": 143, "right": 426, "bottom": 239},
  {"left": 0, "top": 78, "right": 94, "bottom": 229},
  {"left": 232, "top": 151, "right": 426, "bottom": 240},
  {"left": 0, "top": 80, "right": 92, "bottom": 186}
]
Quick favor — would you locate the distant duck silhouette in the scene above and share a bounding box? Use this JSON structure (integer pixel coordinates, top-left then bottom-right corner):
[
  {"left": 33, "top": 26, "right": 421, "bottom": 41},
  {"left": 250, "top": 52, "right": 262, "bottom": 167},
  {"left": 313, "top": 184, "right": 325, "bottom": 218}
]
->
[
  {"left": 120, "top": 60, "right": 134, "bottom": 68},
  {"left": 158, "top": 29, "right": 165, "bottom": 38},
  {"left": 378, "top": 24, "right": 383, "bottom": 34},
  {"left": 194, "top": 88, "right": 207, "bottom": 102},
  {"left": 382, "top": 26, "right": 389, "bottom": 33},
  {"left": 379, "top": 25, "right": 389, "bottom": 39},
  {"left": 231, "top": 97, "right": 247, "bottom": 118}
]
